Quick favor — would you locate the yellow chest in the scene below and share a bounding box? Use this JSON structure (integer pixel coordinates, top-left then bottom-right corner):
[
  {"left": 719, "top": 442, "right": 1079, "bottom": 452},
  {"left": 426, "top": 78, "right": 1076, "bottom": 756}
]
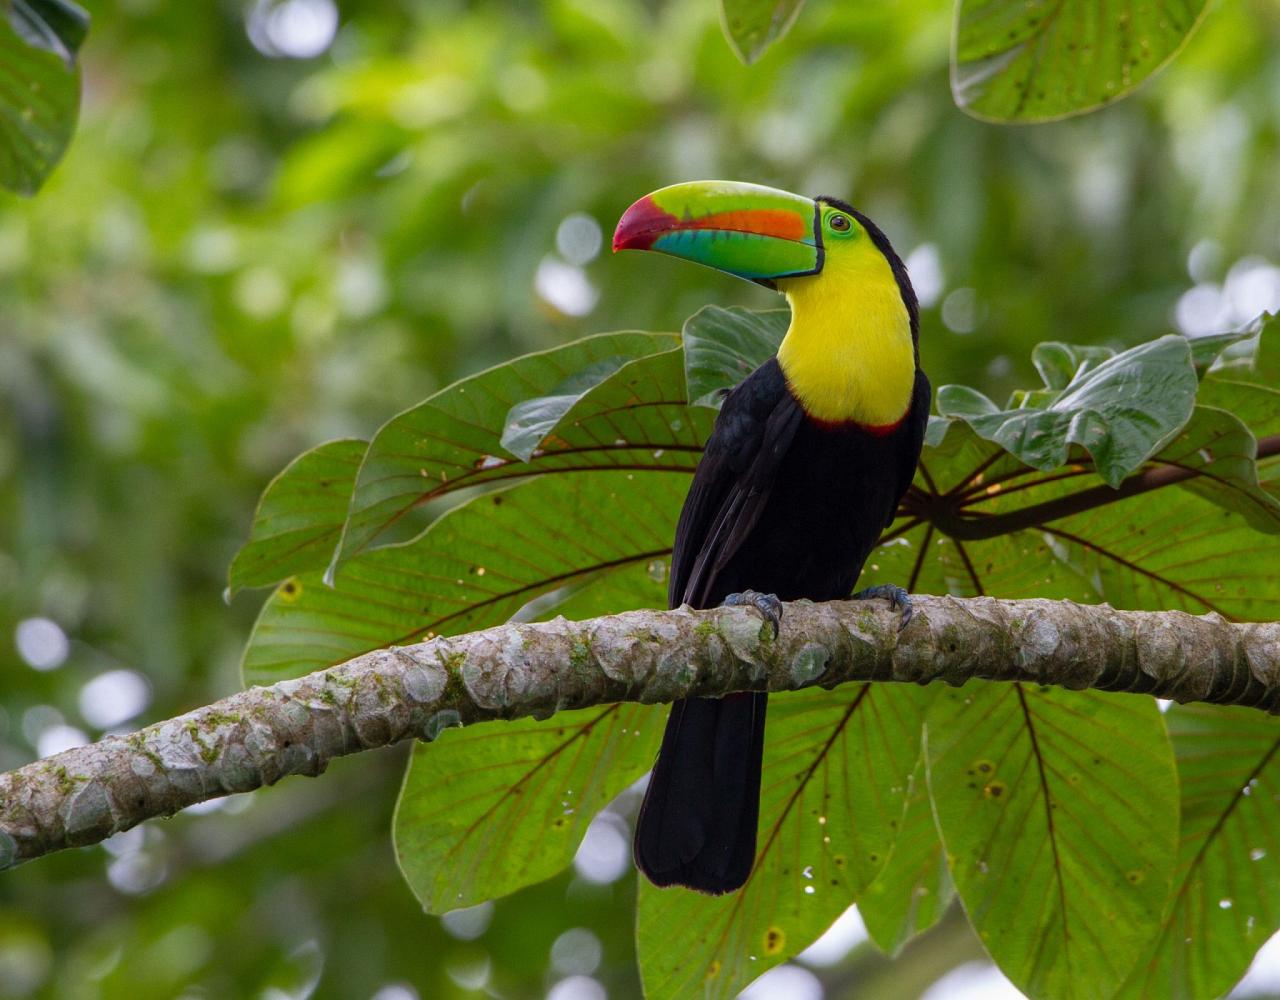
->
[{"left": 775, "top": 244, "right": 916, "bottom": 427}]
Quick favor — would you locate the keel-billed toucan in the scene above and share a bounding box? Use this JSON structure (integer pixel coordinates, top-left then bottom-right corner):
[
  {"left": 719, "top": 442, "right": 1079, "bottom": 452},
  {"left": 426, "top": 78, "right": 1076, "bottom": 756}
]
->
[{"left": 613, "top": 180, "right": 930, "bottom": 894}]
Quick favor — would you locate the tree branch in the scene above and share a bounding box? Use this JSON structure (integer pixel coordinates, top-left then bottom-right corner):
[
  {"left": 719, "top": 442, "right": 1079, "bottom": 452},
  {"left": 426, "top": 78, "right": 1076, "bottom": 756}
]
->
[
  {"left": 912, "top": 433, "right": 1280, "bottom": 541},
  {"left": 4, "top": 596, "right": 1279, "bottom": 870}
]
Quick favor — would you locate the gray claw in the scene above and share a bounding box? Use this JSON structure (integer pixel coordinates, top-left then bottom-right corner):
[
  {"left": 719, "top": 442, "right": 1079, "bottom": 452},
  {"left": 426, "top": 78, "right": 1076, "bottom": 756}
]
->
[
  {"left": 853, "top": 584, "right": 913, "bottom": 632},
  {"left": 723, "top": 590, "right": 784, "bottom": 639}
]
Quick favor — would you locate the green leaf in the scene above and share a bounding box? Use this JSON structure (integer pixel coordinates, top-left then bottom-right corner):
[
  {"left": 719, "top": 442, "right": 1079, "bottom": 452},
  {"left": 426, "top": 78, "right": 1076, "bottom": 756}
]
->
[
  {"left": 496, "top": 346, "right": 707, "bottom": 475},
  {"left": 1030, "top": 341, "right": 1115, "bottom": 391},
  {"left": 1201, "top": 379, "right": 1280, "bottom": 445},
  {"left": 682, "top": 305, "right": 787, "bottom": 406},
  {"left": 926, "top": 685, "right": 1179, "bottom": 999},
  {"left": 6, "top": 0, "right": 89, "bottom": 65},
  {"left": 894, "top": 449, "right": 1280, "bottom": 638},
  {"left": 1118, "top": 704, "right": 1280, "bottom": 1000},
  {"left": 395, "top": 703, "right": 663, "bottom": 913},
  {"left": 241, "top": 470, "right": 684, "bottom": 685},
  {"left": 718, "top": 0, "right": 805, "bottom": 64},
  {"left": 952, "top": 0, "right": 1210, "bottom": 123},
  {"left": 334, "top": 332, "right": 708, "bottom": 568},
  {"left": 0, "top": 11, "right": 80, "bottom": 195},
  {"left": 859, "top": 752, "right": 955, "bottom": 956},
  {"left": 1012, "top": 429, "right": 1280, "bottom": 620},
  {"left": 637, "top": 685, "right": 929, "bottom": 999},
  {"left": 937, "top": 335, "right": 1198, "bottom": 487},
  {"left": 1199, "top": 316, "right": 1280, "bottom": 450},
  {"left": 1187, "top": 329, "right": 1258, "bottom": 375},
  {"left": 499, "top": 353, "right": 656, "bottom": 460},
  {"left": 228, "top": 439, "right": 366, "bottom": 594},
  {"left": 1253, "top": 312, "right": 1280, "bottom": 383},
  {"left": 1210, "top": 311, "right": 1280, "bottom": 388},
  {"left": 1162, "top": 406, "right": 1280, "bottom": 534}
]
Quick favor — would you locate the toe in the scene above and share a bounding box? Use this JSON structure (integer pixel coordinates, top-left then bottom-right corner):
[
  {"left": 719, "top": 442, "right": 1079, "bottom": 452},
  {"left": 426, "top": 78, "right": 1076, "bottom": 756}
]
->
[{"left": 754, "top": 594, "right": 783, "bottom": 638}]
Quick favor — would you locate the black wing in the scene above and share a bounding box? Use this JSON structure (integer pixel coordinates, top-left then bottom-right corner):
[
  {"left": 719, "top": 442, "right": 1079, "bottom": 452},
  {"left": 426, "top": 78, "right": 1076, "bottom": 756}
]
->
[
  {"left": 668, "top": 358, "right": 802, "bottom": 610},
  {"left": 885, "top": 368, "right": 932, "bottom": 527}
]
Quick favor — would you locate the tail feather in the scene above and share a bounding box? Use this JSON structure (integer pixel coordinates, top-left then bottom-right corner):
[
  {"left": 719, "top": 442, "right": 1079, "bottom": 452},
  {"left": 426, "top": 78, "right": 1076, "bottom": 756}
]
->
[{"left": 634, "top": 692, "right": 767, "bottom": 894}]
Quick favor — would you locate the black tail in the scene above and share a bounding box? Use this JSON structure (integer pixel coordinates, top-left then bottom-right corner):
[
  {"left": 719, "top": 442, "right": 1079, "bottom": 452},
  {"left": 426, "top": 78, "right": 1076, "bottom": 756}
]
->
[{"left": 633, "top": 692, "right": 767, "bottom": 894}]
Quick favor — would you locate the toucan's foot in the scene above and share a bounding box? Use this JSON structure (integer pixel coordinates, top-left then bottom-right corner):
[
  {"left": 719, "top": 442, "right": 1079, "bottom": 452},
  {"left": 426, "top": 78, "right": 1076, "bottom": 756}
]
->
[
  {"left": 723, "top": 590, "right": 783, "bottom": 639},
  {"left": 853, "top": 584, "right": 913, "bottom": 632}
]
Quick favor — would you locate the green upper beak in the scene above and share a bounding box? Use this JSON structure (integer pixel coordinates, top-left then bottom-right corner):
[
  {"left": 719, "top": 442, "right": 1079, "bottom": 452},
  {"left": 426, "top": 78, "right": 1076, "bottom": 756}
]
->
[{"left": 612, "top": 180, "right": 823, "bottom": 283}]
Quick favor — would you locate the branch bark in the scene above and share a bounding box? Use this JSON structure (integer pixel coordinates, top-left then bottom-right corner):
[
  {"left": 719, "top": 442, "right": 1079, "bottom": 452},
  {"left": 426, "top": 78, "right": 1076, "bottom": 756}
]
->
[{"left": 4, "top": 595, "right": 1279, "bottom": 870}]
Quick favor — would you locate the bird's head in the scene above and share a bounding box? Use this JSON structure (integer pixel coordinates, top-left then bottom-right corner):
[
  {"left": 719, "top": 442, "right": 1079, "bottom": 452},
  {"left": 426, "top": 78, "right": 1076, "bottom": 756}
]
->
[
  {"left": 613, "top": 179, "right": 921, "bottom": 427},
  {"left": 612, "top": 180, "right": 915, "bottom": 322}
]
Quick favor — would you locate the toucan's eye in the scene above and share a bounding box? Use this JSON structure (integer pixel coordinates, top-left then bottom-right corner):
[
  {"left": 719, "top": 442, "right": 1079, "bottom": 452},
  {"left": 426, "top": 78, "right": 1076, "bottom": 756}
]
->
[{"left": 829, "top": 214, "right": 851, "bottom": 232}]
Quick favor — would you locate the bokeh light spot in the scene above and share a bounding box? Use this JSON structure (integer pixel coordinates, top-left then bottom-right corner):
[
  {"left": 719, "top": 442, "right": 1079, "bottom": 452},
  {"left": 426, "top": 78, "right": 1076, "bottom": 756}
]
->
[
  {"left": 15, "top": 617, "right": 69, "bottom": 671},
  {"left": 79, "top": 669, "right": 150, "bottom": 729},
  {"left": 547, "top": 975, "right": 606, "bottom": 1000},
  {"left": 941, "top": 287, "right": 980, "bottom": 334},
  {"left": 246, "top": 0, "right": 338, "bottom": 59},
  {"left": 556, "top": 214, "right": 604, "bottom": 267},
  {"left": 37, "top": 724, "right": 88, "bottom": 759},
  {"left": 739, "top": 963, "right": 823, "bottom": 1000},
  {"left": 573, "top": 812, "right": 630, "bottom": 884},
  {"left": 797, "top": 904, "right": 867, "bottom": 967},
  {"left": 551, "top": 927, "right": 603, "bottom": 976},
  {"left": 1175, "top": 283, "right": 1231, "bottom": 337},
  {"left": 441, "top": 900, "right": 493, "bottom": 941},
  {"left": 535, "top": 258, "right": 599, "bottom": 317},
  {"left": 919, "top": 960, "right": 1021, "bottom": 1000},
  {"left": 905, "top": 243, "right": 944, "bottom": 309}
]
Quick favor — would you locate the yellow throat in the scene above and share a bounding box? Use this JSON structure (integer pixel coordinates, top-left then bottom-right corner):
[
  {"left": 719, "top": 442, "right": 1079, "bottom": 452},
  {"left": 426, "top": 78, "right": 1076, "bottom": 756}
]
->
[{"left": 776, "top": 236, "right": 916, "bottom": 427}]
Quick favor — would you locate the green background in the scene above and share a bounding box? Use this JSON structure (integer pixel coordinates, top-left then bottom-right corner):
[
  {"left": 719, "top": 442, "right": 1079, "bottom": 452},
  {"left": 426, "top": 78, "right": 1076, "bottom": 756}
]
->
[{"left": 3, "top": 0, "right": 1280, "bottom": 996}]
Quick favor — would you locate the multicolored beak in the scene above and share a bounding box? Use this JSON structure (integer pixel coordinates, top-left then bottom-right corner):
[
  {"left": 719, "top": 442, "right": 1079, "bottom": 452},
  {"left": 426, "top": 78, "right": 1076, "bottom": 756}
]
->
[{"left": 613, "top": 180, "right": 822, "bottom": 284}]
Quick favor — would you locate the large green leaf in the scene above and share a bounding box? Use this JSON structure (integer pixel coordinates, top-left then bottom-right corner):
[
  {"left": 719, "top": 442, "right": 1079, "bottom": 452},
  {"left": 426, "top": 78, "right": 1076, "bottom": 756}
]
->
[
  {"left": 952, "top": 0, "right": 1210, "bottom": 123},
  {"left": 497, "top": 346, "right": 706, "bottom": 469},
  {"left": 936, "top": 335, "right": 1199, "bottom": 487},
  {"left": 682, "top": 305, "right": 787, "bottom": 406},
  {"left": 1119, "top": 704, "right": 1280, "bottom": 1000},
  {"left": 926, "top": 685, "right": 1178, "bottom": 999},
  {"left": 636, "top": 685, "right": 929, "bottom": 1000},
  {"left": 718, "top": 0, "right": 804, "bottom": 64},
  {"left": 334, "top": 332, "right": 709, "bottom": 567},
  {"left": 499, "top": 351, "right": 670, "bottom": 460},
  {"left": 395, "top": 702, "right": 663, "bottom": 913},
  {"left": 858, "top": 752, "right": 955, "bottom": 956},
  {"left": 0, "top": 7, "right": 82, "bottom": 195},
  {"left": 242, "top": 470, "right": 685, "bottom": 685},
  {"left": 228, "top": 439, "right": 366, "bottom": 594}
]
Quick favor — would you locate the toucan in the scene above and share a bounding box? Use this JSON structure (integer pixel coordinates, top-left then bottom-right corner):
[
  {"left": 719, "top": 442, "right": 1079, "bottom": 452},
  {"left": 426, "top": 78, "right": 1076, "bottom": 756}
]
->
[{"left": 613, "top": 180, "right": 930, "bottom": 894}]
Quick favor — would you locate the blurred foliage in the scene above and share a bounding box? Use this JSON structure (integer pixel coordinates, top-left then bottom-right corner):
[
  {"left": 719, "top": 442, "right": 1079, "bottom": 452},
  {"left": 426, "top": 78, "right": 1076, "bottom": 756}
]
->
[{"left": 3, "top": 0, "right": 1280, "bottom": 997}]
